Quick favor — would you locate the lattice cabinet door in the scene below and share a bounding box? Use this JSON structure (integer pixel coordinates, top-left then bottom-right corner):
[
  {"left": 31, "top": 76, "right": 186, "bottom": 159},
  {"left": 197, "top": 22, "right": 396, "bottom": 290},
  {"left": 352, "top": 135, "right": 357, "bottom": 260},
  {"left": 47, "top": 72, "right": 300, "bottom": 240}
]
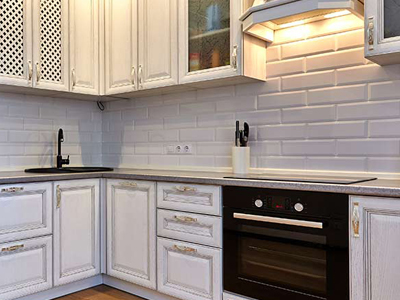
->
[
  {"left": 32, "top": 0, "right": 69, "bottom": 91},
  {"left": 0, "top": 0, "right": 33, "bottom": 87},
  {"left": 69, "top": 0, "right": 100, "bottom": 95}
]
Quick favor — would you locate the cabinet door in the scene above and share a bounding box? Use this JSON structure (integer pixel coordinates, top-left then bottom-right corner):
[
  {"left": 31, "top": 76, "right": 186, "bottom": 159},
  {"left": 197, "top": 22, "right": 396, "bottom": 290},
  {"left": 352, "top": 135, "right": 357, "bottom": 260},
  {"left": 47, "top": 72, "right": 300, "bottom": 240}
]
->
[
  {"left": 157, "top": 237, "right": 222, "bottom": 300},
  {"left": 350, "top": 196, "right": 400, "bottom": 300},
  {"left": 137, "top": 0, "right": 178, "bottom": 90},
  {"left": 32, "top": 0, "right": 69, "bottom": 91},
  {"left": 178, "top": 0, "right": 242, "bottom": 84},
  {"left": 69, "top": 0, "right": 100, "bottom": 94},
  {"left": 54, "top": 179, "right": 100, "bottom": 286},
  {"left": 104, "top": 0, "right": 138, "bottom": 95},
  {"left": 365, "top": 0, "right": 400, "bottom": 64},
  {"left": 0, "top": 0, "right": 33, "bottom": 87},
  {"left": 0, "top": 236, "right": 52, "bottom": 300},
  {"left": 107, "top": 180, "right": 156, "bottom": 290}
]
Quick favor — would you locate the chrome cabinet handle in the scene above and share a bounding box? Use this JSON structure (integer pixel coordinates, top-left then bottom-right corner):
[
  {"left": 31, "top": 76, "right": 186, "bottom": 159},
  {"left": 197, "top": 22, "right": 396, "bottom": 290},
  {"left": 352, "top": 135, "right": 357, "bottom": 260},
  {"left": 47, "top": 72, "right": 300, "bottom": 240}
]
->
[
  {"left": 56, "top": 185, "right": 61, "bottom": 209},
  {"left": 131, "top": 66, "right": 136, "bottom": 88},
  {"left": 174, "top": 215, "right": 198, "bottom": 223},
  {"left": 1, "top": 244, "right": 24, "bottom": 252},
  {"left": 352, "top": 202, "right": 360, "bottom": 238},
  {"left": 36, "top": 62, "right": 41, "bottom": 82},
  {"left": 1, "top": 187, "right": 24, "bottom": 193},
  {"left": 174, "top": 186, "right": 197, "bottom": 192},
  {"left": 368, "top": 17, "right": 374, "bottom": 50},
  {"left": 173, "top": 245, "right": 197, "bottom": 253},
  {"left": 71, "top": 69, "right": 76, "bottom": 87},
  {"left": 232, "top": 45, "right": 238, "bottom": 69},
  {"left": 234, "top": 213, "right": 323, "bottom": 229},
  {"left": 28, "top": 61, "right": 33, "bottom": 81},
  {"left": 138, "top": 64, "right": 143, "bottom": 89}
]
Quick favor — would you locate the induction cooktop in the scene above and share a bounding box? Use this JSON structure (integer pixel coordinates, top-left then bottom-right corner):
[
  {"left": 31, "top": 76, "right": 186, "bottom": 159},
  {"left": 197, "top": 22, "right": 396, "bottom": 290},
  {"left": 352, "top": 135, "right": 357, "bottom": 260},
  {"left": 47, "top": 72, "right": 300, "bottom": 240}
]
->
[{"left": 224, "top": 174, "right": 377, "bottom": 184}]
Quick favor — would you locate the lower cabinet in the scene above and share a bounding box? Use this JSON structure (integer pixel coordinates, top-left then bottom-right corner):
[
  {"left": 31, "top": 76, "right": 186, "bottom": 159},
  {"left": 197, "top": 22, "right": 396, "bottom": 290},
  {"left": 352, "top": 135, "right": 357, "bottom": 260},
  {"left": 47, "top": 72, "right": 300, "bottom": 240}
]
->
[
  {"left": 0, "top": 236, "right": 52, "bottom": 300},
  {"left": 157, "top": 237, "right": 222, "bottom": 300},
  {"left": 106, "top": 180, "right": 156, "bottom": 289},
  {"left": 350, "top": 196, "right": 400, "bottom": 300},
  {"left": 53, "top": 179, "right": 100, "bottom": 286}
]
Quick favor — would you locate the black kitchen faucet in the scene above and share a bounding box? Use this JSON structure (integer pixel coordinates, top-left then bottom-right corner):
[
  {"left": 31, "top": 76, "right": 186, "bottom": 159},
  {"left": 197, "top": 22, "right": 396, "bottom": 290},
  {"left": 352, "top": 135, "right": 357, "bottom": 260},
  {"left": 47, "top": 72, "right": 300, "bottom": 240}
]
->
[{"left": 57, "top": 129, "right": 70, "bottom": 169}]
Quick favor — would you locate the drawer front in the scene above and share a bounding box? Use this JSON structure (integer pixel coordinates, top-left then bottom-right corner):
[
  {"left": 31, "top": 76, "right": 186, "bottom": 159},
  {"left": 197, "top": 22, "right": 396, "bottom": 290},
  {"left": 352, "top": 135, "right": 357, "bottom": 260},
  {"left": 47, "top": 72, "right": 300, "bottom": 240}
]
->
[
  {"left": 0, "top": 182, "right": 52, "bottom": 243},
  {"left": 157, "top": 237, "right": 222, "bottom": 300},
  {"left": 157, "top": 209, "right": 222, "bottom": 248},
  {"left": 157, "top": 182, "right": 221, "bottom": 216},
  {"left": 0, "top": 236, "right": 52, "bottom": 300}
]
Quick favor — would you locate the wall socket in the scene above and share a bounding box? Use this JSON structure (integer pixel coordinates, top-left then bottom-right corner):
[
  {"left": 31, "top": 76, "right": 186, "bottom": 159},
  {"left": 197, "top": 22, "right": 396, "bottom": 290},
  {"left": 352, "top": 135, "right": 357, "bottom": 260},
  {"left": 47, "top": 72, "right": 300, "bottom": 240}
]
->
[{"left": 166, "top": 144, "right": 193, "bottom": 155}]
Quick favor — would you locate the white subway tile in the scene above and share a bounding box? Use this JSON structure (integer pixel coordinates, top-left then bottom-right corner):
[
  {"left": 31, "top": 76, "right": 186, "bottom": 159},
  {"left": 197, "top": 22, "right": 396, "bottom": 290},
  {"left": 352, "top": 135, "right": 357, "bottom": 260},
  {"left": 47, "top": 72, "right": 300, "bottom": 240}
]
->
[
  {"left": 24, "top": 118, "right": 52, "bottom": 131},
  {"left": 266, "top": 58, "right": 305, "bottom": 77},
  {"left": 0, "top": 144, "right": 24, "bottom": 155},
  {"left": 67, "top": 109, "right": 92, "bottom": 120},
  {"left": 179, "top": 156, "right": 215, "bottom": 167},
  {"left": 307, "top": 122, "right": 366, "bottom": 139},
  {"left": 180, "top": 102, "right": 216, "bottom": 115},
  {"left": 165, "top": 116, "right": 196, "bottom": 129},
  {"left": 266, "top": 46, "right": 281, "bottom": 62},
  {"left": 369, "top": 80, "right": 400, "bottom": 101},
  {"left": 216, "top": 96, "right": 257, "bottom": 112},
  {"left": 251, "top": 141, "right": 281, "bottom": 156},
  {"left": 123, "top": 131, "right": 148, "bottom": 143},
  {"left": 9, "top": 131, "right": 40, "bottom": 143},
  {"left": 180, "top": 128, "right": 215, "bottom": 142},
  {"left": 282, "top": 140, "right": 336, "bottom": 155},
  {"left": 308, "top": 84, "right": 366, "bottom": 105},
  {"left": 149, "top": 155, "right": 179, "bottom": 166},
  {"left": 337, "top": 64, "right": 400, "bottom": 85},
  {"left": 121, "top": 155, "right": 149, "bottom": 166},
  {"left": 103, "top": 132, "right": 122, "bottom": 143},
  {"left": 134, "top": 119, "right": 163, "bottom": 131},
  {"left": 40, "top": 107, "right": 67, "bottom": 119},
  {"left": 306, "top": 48, "right": 365, "bottom": 72},
  {"left": 337, "top": 101, "right": 400, "bottom": 120},
  {"left": 149, "top": 130, "right": 179, "bottom": 142},
  {"left": 336, "top": 29, "right": 364, "bottom": 50},
  {"left": 197, "top": 86, "right": 235, "bottom": 100},
  {"left": 369, "top": 119, "right": 400, "bottom": 137},
  {"left": 197, "top": 143, "right": 232, "bottom": 155},
  {"left": 337, "top": 139, "right": 400, "bottom": 155},
  {"left": 198, "top": 113, "right": 235, "bottom": 128},
  {"left": 9, "top": 104, "right": 39, "bottom": 118},
  {"left": 0, "top": 117, "right": 23, "bottom": 130},
  {"left": 235, "top": 78, "right": 281, "bottom": 96},
  {"left": 282, "top": 71, "right": 335, "bottom": 91},
  {"left": 149, "top": 104, "right": 179, "bottom": 118},
  {"left": 258, "top": 156, "right": 306, "bottom": 169},
  {"left": 122, "top": 108, "right": 148, "bottom": 120},
  {"left": 135, "top": 143, "right": 163, "bottom": 155},
  {"left": 0, "top": 131, "right": 7, "bottom": 142},
  {"left": 215, "top": 156, "right": 231, "bottom": 168},
  {"left": 258, "top": 91, "right": 306, "bottom": 109},
  {"left": 163, "top": 91, "right": 197, "bottom": 105},
  {"left": 307, "top": 157, "right": 366, "bottom": 171},
  {"left": 258, "top": 124, "right": 306, "bottom": 140},
  {"left": 282, "top": 106, "right": 335, "bottom": 123},
  {"left": 281, "top": 36, "right": 335, "bottom": 59},
  {"left": 0, "top": 104, "right": 8, "bottom": 116},
  {"left": 367, "top": 158, "right": 400, "bottom": 173},
  {"left": 236, "top": 110, "right": 281, "bottom": 125}
]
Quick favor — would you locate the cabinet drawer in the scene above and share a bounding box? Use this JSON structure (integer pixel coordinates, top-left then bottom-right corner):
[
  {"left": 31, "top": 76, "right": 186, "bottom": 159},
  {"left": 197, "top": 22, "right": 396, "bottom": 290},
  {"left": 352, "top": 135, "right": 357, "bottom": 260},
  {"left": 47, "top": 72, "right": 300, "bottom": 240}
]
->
[
  {"left": 0, "top": 236, "right": 52, "bottom": 300},
  {"left": 157, "top": 209, "right": 222, "bottom": 248},
  {"left": 157, "top": 182, "right": 221, "bottom": 216},
  {"left": 0, "top": 182, "right": 52, "bottom": 243},
  {"left": 157, "top": 237, "right": 222, "bottom": 300}
]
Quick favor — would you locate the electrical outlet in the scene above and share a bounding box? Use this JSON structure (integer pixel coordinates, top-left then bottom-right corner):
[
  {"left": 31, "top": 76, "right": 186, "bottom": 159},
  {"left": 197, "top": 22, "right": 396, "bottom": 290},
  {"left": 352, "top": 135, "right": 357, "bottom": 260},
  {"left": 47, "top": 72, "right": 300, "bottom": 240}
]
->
[
  {"left": 166, "top": 144, "right": 193, "bottom": 155},
  {"left": 175, "top": 145, "right": 183, "bottom": 153},
  {"left": 183, "top": 144, "right": 192, "bottom": 154}
]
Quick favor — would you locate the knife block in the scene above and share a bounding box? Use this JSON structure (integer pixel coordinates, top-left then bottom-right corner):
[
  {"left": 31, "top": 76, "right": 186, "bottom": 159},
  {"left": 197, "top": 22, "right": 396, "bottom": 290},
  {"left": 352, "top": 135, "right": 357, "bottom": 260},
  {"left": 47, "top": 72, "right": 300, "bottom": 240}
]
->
[{"left": 232, "top": 147, "right": 250, "bottom": 174}]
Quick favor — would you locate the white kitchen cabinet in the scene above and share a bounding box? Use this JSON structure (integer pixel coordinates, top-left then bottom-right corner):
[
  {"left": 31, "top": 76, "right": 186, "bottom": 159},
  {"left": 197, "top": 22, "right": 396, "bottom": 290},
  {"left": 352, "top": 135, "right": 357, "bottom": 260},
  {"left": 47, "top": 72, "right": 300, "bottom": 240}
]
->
[
  {"left": 0, "top": 236, "right": 52, "bottom": 300},
  {"left": 0, "top": 182, "right": 52, "bottom": 243},
  {"left": 104, "top": 0, "right": 138, "bottom": 95},
  {"left": 0, "top": 0, "right": 33, "bottom": 87},
  {"left": 106, "top": 180, "right": 156, "bottom": 290},
  {"left": 137, "top": 0, "right": 178, "bottom": 90},
  {"left": 53, "top": 179, "right": 100, "bottom": 286},
  {"left": 178, "top": 0, "right": 266, "bottom": 86},
  {"left": 157, "top": 237, "right": 222, "bottom": 300},
  {"left": 32, "top": 0, "right": 69, "bottom": 91},
  {"left": 350, "top": 196, "right": 400, "bottom": 300},
  {"left": 365, "top": 0, "right": 400, "bottom": 64},
  {"left": 69, "top": 0, "right": 100, "bottom": 95}
]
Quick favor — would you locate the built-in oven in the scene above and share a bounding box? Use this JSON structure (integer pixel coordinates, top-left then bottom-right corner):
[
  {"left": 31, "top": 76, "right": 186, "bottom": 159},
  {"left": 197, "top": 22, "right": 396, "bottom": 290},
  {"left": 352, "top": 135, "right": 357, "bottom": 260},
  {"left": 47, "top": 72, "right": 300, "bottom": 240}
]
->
[{"left": 223, "top": 186, "right": 349, "bottom": 300}]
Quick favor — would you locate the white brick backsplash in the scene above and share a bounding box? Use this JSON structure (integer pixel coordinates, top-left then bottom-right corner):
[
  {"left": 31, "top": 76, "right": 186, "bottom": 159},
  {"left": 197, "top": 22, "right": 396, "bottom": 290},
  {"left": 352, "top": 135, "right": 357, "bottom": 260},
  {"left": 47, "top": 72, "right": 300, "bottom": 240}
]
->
[
  {"left": 197, "top": 86, "right": 235, "bottom": 100},
  {"left": 307, "top": 122, "right": 366, "bottom": 139},
  {"left": 149, "top": 104, "right": 179, "bottom": 118},
  {"left": 258, "top": 156, "right": 306, "bottom": 169},
  {"left": 282, "top": 106, "right": 335, "bottom": 123},
  {"left": 197, "top": 143, "right": 232, "bottom": 155},
  {"left": 306, "top": 48, "right": 365, "bottom": 72},
  {"left": 337, "top": 64, "right": 400, "bottom": 85},
  {"left": 123, "top": 131, "right": 148, "bottom": 143},
  {"left": 235, "top": 79, "right": 281, "bottom": 96},
  {"left": 369, "top": 119, "right": 400, "bottom": 137},
  {"left": 0, "top": 117, "right": 23, "bottom": 130},
  {"left": 216, "top": 96, "right": 257, "bottom": 112},
  {"left": 180, "top": 128, "right": 215, "bottom": 142},
  {"left": 0, "top": 144, "right": 24, "bottom": 155},
  {"left": 149, "top": 130, "right": 179, "bottom": 142},
  {"left": 258, "top": 124, "right": 306, "bottom": 140},
  {"left": 369, "top": 80, "right": 400, "bottom": 101},
  {"left": 337, "top": 140, "right": 400, "bottom": 156},
  {"left": 236, "top": 110, "right": 281, "bottom": 125},
  {"left": 338, "top": 101, "right": 400, "bottom": 120},
  {"left": 9, "top": 104, "right": 39, "bottom": 118},
  {"left": 134, "top": 118, "right": 163, "bottom": 131},
  {"left": 251, "top": 141, "right": 281, "bottom": 156},
  {"left": 135, "top": 143, "right": 163, "bottom": 155},
  {"left": 281, "top": 36, "right": 335, "bottom": 59},
  {"left": 282, "top": 140, "right": 336, "bottom": 156},
  {"left": 0, "top": 131, "right": 8, "bottom": 142},
  {"left": 149, "top": 155, "right": 179, "bottom": 166},
  {"left": 197, "top": 113, "right": 235, "bottom": 128},
  {"left": 122, "top": 108, "right": 148, "bottom": 120},
  {"left": 258, "top": 91, "right": 306, "bottom": 109},
  {"left": 179, "top": 156, "right": 215, "bottom": 167},
  {"left": 9, "top": 131, "right": 40, "bottom": 143},
  {"left": 266, "top": 58, "right": 305, "bottom": 77},
  {"left": 308, "top": 84, "right": 366, "bottom": 105},
  {"left": 368, "top": 158, "right": 400, "bottom": 173},
  {"left": 307, "top": 157, "right": 366, "bottom": 171},
  {"left": 282, "top": 71, "right": 335, "bottom": 91},
  {"left": 266, "top": 46, "right": 281, "bottom": 62},
  {"left": 165, "top": 116, "right": 196, "bottom": 129},
  {"left": 180, "top": 102, "right": 215, "bottom": 115},
  {"left": 336, "top": 30, "right": 364, "bottom": 50}
]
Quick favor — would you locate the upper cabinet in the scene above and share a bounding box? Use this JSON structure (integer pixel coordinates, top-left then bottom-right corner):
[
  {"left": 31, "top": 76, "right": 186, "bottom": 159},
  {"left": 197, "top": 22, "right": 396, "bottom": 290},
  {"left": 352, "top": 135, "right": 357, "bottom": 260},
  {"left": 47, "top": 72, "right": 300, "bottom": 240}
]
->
[
  {"left": 69, "top": 0, "right": 100, "bottom": 95},
  {"left": 365, "top": 0, "right": 400, "bottom": 64}
]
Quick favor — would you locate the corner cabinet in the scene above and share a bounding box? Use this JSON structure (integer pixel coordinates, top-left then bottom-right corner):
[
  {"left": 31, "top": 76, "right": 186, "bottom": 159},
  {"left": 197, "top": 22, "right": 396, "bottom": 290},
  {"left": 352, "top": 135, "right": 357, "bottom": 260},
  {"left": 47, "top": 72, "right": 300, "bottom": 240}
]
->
[
  {"left": 350, "top": 196, "right": 400, "bottom": 300},
  {"left": 365, "top": 0, "right": 400, "bottom": 65},
  {"left": 53, "top": 179, "right": 100, "bottom": 287},
  {"left": 106, "top": 180, "right": 157, "bottom": 290}
]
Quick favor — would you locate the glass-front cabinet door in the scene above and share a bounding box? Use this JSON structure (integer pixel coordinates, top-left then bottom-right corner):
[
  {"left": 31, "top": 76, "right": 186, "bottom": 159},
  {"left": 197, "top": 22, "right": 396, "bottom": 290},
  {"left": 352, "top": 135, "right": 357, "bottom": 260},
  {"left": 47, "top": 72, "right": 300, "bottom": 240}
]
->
[
  {"left": 178, "top": 0, "right": 242, "bottom": 84},
  {"left": 365, "top": 0, "right": 400, "bottom": 65}
]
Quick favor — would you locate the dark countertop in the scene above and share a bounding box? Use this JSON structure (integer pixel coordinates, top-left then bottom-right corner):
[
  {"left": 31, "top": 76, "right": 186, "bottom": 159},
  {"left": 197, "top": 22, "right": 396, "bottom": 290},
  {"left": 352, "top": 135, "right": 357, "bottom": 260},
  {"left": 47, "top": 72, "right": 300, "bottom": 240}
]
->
[{"left": 0, "top": 168, "right": 400, "bottom": 198}]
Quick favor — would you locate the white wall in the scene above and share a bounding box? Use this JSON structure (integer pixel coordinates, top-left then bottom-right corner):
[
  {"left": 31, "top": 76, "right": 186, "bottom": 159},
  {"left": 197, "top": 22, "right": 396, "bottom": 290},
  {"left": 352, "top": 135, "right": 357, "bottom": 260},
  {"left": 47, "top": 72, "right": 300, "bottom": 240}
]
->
[
  {"left": 102, "top": 21, "right": 400, "bottom": 175},
  {"left": 0, "top": 93, "right": 102, "bottom": 170}
]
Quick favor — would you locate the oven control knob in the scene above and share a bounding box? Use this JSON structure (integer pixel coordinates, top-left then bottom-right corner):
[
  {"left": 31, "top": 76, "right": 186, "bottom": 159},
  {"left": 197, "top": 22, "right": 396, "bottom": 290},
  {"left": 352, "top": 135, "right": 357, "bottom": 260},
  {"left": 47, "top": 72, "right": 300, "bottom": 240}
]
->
[
  {"left": 294, "top": 203, "right": 304, "bottom": 212},
  {"left": 255, "top": 199, "right": 264, "bottom": 208}
]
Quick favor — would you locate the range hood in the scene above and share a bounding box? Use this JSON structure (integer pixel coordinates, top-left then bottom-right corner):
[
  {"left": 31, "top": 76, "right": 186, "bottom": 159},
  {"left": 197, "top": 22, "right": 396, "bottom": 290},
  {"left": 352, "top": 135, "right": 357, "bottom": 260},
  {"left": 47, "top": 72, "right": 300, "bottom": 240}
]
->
[{"left": 240, "top": 0, "right": 364, "bottom": 42}]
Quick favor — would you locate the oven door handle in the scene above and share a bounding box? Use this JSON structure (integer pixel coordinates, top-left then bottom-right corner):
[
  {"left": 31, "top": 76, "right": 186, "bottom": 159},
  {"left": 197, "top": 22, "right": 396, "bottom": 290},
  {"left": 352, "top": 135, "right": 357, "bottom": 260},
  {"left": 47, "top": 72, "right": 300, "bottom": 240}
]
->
[{"left": 233, "top": 213, "right": 324, "bottom": 229}]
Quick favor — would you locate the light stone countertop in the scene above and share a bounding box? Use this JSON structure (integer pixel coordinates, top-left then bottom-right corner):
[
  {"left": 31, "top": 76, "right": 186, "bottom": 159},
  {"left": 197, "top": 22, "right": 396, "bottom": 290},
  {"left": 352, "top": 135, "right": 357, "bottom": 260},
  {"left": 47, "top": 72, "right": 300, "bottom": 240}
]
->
[{"left": 0, "top": 168, "right": 400, "bottom": 198}]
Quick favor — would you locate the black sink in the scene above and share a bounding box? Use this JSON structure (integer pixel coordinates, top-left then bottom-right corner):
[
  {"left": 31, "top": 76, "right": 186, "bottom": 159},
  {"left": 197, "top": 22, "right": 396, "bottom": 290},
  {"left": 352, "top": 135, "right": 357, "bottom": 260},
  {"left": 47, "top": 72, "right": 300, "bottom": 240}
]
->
[{"left": 25, "top": 167, "right": 114, "bottom": 174}]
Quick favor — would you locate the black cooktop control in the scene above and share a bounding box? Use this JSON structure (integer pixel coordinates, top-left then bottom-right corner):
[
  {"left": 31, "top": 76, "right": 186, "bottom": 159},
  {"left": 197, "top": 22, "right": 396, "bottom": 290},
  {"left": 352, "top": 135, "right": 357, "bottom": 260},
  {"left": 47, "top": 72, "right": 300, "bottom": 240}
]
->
[{"left": 251, "top": 195, "right": 307, "bottom": 213}]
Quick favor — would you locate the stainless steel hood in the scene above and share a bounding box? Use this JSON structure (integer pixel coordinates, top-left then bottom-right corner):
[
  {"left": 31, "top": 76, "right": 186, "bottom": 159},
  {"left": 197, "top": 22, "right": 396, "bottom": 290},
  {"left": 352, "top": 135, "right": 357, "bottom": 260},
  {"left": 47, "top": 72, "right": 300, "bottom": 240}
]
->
[{"left": 240, "top": 0, "right": 364, "bottom": 42}]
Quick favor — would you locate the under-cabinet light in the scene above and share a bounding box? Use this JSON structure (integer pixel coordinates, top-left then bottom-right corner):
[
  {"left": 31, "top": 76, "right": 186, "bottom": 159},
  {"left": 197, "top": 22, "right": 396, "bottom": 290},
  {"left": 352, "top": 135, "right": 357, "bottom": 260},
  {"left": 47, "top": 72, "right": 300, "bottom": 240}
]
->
[
  {"left": 324, "top": 10, "right": 351, "bottom": 19},
  {"left": 279, "top": 20, "right": 305, "bottom": 29}
]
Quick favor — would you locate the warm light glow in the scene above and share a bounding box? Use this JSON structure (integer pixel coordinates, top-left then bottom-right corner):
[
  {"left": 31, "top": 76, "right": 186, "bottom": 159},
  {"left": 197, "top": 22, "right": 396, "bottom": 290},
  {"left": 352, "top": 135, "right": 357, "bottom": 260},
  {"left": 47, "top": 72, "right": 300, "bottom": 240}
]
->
[
  {"left": 279, "top": 20, "right": 305, "bottom": 29},
  {"left": 324, "top": 10, "right": 351, "bottom": 19}
]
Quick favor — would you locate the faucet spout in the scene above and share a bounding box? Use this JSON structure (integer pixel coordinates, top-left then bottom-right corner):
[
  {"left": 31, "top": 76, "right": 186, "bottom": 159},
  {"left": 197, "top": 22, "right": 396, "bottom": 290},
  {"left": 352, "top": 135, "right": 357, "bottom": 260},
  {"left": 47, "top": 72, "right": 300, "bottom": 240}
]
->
[{"left": 57, "top": 129, "right": 70, "bottom": 169}]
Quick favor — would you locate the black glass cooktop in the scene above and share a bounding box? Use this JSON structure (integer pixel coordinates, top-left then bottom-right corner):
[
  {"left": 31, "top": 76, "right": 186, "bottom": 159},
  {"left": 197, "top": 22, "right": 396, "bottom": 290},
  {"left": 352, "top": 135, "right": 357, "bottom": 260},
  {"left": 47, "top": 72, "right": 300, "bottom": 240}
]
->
[{"left": 224, "top": 174, "right": 377, "bottom": 184}]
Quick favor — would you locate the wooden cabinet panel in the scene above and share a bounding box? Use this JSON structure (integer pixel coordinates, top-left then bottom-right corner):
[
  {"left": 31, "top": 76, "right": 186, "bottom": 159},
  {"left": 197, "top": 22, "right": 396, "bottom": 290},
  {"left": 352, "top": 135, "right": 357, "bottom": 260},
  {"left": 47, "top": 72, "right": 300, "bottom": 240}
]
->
[
  {"left": 0, "top": 182, "right": 52, "bottom": 243},
  {"left": 350, "top": 196, "right": 400, "bottom": 300},
  {"left": 157, "top": 237, "right": 222, "bottom": 300},
  {"left": 107, "top": 180, "right": 156, "bottom": 290},
  {"left": 0, "top": 236, "right": 52, "bottom": 300},
  {"left": 138, "top": 0, "right": 178, "bottom": 90},
  {"left": 69, "top": 0, "right": 100, "bottom": 94},
  {"left": 53, "top": 179, "right": 100, "bottom": 286}
]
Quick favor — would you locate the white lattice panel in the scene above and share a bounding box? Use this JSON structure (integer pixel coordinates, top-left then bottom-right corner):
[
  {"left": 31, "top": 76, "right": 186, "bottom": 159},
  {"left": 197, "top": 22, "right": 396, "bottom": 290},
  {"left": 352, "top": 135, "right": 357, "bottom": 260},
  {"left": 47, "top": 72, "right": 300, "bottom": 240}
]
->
[
  {"left": 0, "top": 0, "right": 25, "bottom": 77},
  {"left": 39, "top": 0, "right": 62, "bottom": 82}
]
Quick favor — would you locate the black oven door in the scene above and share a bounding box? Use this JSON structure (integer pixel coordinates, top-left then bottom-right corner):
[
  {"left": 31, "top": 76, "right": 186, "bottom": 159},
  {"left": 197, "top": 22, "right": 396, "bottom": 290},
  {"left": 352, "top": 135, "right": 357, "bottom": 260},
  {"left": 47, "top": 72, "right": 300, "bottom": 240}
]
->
[{"left": 223, "top": 208, "right": 349, "bottom": 300}]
